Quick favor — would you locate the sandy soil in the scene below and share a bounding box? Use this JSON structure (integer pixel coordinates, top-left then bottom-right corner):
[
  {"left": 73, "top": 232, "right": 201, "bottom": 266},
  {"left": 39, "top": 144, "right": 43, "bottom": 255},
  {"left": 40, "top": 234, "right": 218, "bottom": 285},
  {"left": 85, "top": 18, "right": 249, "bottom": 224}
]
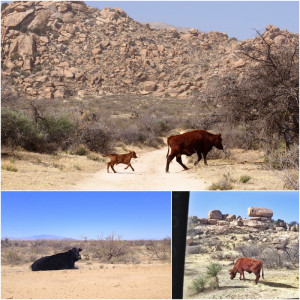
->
[
  {"left": 71, "top": 147, "right": 289, "bottom": 191},
  {"left": 184, "top": 254, "right": 299, "bottom": 299},
  {"left": 71, "top": 147, "right": 208, "bottom": 191},
  {"left": 2, "top": 147, "right": 294, "bottom": 191},
  {"left": 1, "top": 263, "right": 171, "bottom": 299}
]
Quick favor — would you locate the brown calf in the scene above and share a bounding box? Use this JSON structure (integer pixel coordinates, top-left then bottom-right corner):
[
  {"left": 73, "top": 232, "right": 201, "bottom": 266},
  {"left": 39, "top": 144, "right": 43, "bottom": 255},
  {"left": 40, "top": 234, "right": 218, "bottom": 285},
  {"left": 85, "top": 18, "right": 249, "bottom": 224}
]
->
[
  {"left": 102, "top": 151, "right": 137, "bottom": 173},
  {"left": 229, "top": 257, "right": 264, "bottom": 284}
]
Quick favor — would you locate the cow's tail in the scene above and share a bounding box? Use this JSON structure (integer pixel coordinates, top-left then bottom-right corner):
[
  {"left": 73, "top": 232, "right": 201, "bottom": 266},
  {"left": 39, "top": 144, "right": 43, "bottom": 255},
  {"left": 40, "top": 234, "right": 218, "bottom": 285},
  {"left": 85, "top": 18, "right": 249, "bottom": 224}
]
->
[
  {"left": 262, "top": 263, "right": 264, "bottom": 279},
  {"left": 102, "top": 154, "right": 109, "bottom": 158},
  {"left": 166, "top": 137, "right": 171, "bottom": 159}
]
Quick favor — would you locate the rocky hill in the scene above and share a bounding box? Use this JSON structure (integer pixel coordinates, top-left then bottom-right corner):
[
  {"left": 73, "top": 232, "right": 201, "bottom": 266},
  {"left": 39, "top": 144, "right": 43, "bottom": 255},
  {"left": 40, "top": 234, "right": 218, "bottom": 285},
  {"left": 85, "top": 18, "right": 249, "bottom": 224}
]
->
[
  {"left": 1, "top": 1, "right": 299, "bottom": 100},
  {"left": 188, "top": 207, "right": 299, "bottom": 243}
]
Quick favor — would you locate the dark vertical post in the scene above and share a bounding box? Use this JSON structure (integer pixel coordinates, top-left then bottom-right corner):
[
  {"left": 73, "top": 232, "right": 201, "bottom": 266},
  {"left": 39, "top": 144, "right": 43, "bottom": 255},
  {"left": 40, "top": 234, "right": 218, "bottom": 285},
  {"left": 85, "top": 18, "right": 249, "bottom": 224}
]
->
[{"left": 172, "top": 192, "right": 189, "bottom": 299}]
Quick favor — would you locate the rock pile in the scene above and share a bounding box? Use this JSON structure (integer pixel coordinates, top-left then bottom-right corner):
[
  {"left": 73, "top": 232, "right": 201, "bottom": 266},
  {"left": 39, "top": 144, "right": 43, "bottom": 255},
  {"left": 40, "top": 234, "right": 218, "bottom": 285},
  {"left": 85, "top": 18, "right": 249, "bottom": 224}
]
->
[
  {"left": 1, "top": 1, "right": 298, "bottom": 100},
  {"left": 194, "top": 207, "right": 297, "bottom": 233}
]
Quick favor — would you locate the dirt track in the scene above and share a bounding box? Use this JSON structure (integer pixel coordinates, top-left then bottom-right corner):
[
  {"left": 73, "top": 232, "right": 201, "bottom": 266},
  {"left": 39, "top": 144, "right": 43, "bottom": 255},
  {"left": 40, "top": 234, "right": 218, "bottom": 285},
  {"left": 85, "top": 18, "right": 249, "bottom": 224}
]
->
[
  {"left": 2, "top": 263, "right": 171, "bottom": 299},
  {"left": 71, "top": 147, "right": 208, "bottom": 191}
]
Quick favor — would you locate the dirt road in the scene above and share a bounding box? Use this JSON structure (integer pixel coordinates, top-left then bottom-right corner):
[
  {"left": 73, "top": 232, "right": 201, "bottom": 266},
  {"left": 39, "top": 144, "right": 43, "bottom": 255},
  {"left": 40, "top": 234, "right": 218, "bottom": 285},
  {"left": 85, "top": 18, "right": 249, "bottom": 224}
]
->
[
  {"left": 71, "top": 147, "right": 208, "bottom": 191},
  {"left": 2, "top": 263, "right": 171, "bottom": 299}
]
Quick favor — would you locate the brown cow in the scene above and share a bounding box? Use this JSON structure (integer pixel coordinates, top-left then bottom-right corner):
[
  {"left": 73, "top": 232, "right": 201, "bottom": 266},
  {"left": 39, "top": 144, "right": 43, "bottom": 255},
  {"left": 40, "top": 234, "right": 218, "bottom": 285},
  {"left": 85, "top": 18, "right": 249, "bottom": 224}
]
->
[
  {"left": 165, "top": 130, "right": 223, "bottom": 173},
  {"left": 102, "top": 151, "right": 137, "bottom": 173},
  {"left": 229, "top": 257, "right": 264, "bottom": 284}
]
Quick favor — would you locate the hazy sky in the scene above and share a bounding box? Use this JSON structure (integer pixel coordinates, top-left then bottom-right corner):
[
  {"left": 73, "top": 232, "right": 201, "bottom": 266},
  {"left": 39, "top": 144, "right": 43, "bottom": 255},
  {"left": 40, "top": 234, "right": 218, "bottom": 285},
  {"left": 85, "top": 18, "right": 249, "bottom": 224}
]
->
[
  {"left": 1, "top": 192, "right": 171, "bottom": 240},
  {"left": 86, "top": 1, "right": 299, "bottom": 40},
  {"left": 189, "top": 191, "right": 299, "bottom": 223}
]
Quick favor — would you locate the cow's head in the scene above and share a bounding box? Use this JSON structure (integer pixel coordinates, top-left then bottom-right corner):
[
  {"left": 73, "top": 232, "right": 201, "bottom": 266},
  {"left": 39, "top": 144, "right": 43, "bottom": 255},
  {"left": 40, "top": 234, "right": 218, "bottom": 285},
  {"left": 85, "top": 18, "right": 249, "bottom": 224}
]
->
[
  {"left": 69, "top": 248, "right": 82, "bottom": 261},
  {"left": 131, "top": 151, "right": 137, "bottom": 158},
  {"left": 229, "top": 269, "right": 236, "bottom": 279},
  {"left": 214, "top": 133, "right": 223, "bottom": 150}
]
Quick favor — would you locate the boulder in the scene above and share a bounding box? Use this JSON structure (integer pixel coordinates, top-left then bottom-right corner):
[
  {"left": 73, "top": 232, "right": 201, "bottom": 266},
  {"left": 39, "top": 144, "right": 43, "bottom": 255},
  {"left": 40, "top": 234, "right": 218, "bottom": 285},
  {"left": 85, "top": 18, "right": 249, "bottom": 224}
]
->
[
  {"left": 275, "top": 227, "right": 285, "bottom": 232},
  {"left": 243, "top": 219, "right": 269, "bottom": 230},
  {"left": 4, "top": 9, "right": 34, "bottom": 28},
  {"left": 217, "top": 220, "right": 229, "bottom": 226},
  {"left": 247, "top": 207, "right": 273, "bottom": 218},
  {"left": 225, "top": 214, "right": 236, "bottom": 221},
  {"left": 207, "top": 219, "right": 218, "bottom": 225},
  {"left": 215, "top": 225, "right": 229, "bottom": 235},
  {"left": 208, "top": 210, "right": 222, "bottom": 220},
  {"left": 231, "top": 220, "right": 243, "bottom": 226},
  {"left": 144, "top": 81, "right": 157, "bottom": 92},
  {"left": 198, "top": 218, "right": 208, "bottom": 225}
]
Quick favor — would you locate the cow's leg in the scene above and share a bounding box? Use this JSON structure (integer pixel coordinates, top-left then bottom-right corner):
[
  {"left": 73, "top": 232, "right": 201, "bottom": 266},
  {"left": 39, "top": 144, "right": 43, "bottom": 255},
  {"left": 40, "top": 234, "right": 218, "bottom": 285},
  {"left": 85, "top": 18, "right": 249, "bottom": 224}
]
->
[
  {"left": 110, "top": 164, "right": 117, "bottom": 173},
  {"left": 255, "top": 273, "right": 260, "bottom": 284},
  {"left": 127, "top": 163, "right": 135, "bottom": 171},
  {"left": 203, "top": 152, "right": 208, "bottom": 165},
  {"left": 107, "top": 163, "right": 110, "bottom": 173},
  {"left": 166, "top": 153, "right": 176, "bottom": 173},
  {"left": 242, "top": 270, "right": 245, "bottom": 280},
  {"left": 194, "top": 152, "right": 202, "bottom": 166},
  {"left": 176, "top": 155, "right": 189, "bottom": 171}
]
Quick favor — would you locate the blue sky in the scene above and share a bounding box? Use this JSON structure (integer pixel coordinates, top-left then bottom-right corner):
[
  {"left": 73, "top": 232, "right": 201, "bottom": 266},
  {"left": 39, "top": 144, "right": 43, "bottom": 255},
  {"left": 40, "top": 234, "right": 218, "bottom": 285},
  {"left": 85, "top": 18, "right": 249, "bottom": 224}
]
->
[
  {"left": 1, "top": 192, "right": 171, "bottom": 240},
  {"left": 86, "top": 1, "right": 299, "bottom": 40},
  {"left": 189, "top": 191, "right": 299, "bottom": 223}
]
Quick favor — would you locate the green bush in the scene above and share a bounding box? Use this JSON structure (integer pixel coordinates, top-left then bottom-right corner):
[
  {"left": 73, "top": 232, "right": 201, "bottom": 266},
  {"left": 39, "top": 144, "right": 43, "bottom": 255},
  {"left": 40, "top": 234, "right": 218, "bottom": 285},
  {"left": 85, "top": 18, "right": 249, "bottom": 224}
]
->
[
  {"left": 74, "top": 144, "right": 89, "bottom": 156},
  {"left": 38, "top": 115, "right": 76, "bottom": 146},
  {"left": 1, "top": 109, "right": 76, "bottom": 153},
  {"left": 188, "top": 276, "right": 206, "bottom": 294},
  {"left": 1, "top": 109, "right": 44, "bottom": 151},
  {"left": 240, "top": 175, "right": 251, "bottom": 183}
]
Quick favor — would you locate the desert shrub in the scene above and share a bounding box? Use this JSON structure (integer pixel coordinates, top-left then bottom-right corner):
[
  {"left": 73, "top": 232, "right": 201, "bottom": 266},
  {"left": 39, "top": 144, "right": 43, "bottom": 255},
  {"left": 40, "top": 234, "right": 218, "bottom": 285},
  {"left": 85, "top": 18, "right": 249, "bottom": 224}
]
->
[
  {"left": 187, "top": 245, "right": 206, "bottom": 255},
  {"left": 188, "top": 276, "right": 206, "bottom": 294},
  {"left": 1, "top": 108, "right": 76, "bottom": 153},
  {"left": 209, "top": 173, "right": 234, "bottom": 190},
  {"left": 240, "top": 175, "right": 251, "bottom": 183},
  {"left": 236, "top": 244, "right": 263, "bottom": 258},
  {"left": 37, "top": 115, "right": 76, "bottom": 149},
  {"left": 5, "top": 250, "right": 22, "bottom": 265},
  {"left": 92, "top": 233, "right": 129, "bottom": 263},
  {"left": 206, "top": 262, "right": 222, "bottom": 289},
  {"left": 73, "top": 144, "right": 89, "bottom": 156},
  {"left": 2, "top": 163, "right": 18, "bottom": 172},
  {"left": 264, "top": 144, "right": 299, "bottom": 189},
  {"left": 10, "top": 53, "right": 21, "bottom": 61},
  {"left": 80, "top": 125, "right": 111, "bottom": 153},
  {"left": 145, "top": 239, "right": 171, "bottom": 261},
  {"left": 1, "top": 108, "right": 44, "bottom": 151},
  {"left": 53, "top": 33, "right": 59, "bottom": 39}
]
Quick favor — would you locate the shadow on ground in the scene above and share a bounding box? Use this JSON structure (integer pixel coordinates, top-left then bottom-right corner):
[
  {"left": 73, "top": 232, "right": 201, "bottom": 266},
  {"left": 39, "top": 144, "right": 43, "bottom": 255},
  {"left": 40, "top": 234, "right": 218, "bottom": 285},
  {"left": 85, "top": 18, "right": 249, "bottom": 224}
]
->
[{"left": 260, "top": 281, "right": 297, "bottom": 289}]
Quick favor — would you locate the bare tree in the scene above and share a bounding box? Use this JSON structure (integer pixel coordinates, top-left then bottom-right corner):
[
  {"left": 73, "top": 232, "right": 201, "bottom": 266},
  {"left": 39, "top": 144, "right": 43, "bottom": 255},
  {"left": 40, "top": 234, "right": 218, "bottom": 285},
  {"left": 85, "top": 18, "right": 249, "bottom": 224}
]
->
[{"left": 196, "top": 29, "right": 299, "bottom": 149}]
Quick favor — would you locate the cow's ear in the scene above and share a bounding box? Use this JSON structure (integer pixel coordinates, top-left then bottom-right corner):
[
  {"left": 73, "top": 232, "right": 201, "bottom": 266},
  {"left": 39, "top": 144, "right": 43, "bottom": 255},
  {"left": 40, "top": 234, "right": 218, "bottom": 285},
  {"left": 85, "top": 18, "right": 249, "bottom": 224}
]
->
[
  {"left": 79, "top": 248, "right": 82, "bottom": 252},
  {"left": 218, "top": 133, "right": 221, "bottom": 137}
]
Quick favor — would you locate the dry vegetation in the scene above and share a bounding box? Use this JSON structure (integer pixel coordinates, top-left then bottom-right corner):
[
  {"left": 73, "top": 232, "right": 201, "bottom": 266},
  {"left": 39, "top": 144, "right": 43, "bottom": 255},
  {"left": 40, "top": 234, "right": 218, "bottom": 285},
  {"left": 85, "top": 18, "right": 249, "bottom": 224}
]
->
[
  {"left": 2, "top": 93, "right": 298, "bottom": 190},
  {"left": 1, "top": 236, "right": 171, "bottom": 299},
  {"left": 184, "top": 223, "right": 299, "bottom": 299},
  {"left": 1, "top": 235, "right": 171, "bottom": 266}
]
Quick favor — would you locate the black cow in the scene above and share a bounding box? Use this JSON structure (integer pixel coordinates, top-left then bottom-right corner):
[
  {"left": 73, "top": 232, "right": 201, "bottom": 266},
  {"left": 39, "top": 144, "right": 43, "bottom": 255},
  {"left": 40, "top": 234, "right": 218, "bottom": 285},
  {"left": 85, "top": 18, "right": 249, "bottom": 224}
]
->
[{"left": 31, "top": 248, "right": 82, "bottom": 271}]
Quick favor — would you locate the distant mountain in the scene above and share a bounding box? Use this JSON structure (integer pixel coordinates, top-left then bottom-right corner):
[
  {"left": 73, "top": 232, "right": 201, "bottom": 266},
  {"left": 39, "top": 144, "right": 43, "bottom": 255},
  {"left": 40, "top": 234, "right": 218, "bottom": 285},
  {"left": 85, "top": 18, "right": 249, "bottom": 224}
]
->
[
  {"left": 2, "top": 235, "right": 77, "bottom": 241},
  {"left": 142, "top": 21, "right": 192, "bottom": 33}
]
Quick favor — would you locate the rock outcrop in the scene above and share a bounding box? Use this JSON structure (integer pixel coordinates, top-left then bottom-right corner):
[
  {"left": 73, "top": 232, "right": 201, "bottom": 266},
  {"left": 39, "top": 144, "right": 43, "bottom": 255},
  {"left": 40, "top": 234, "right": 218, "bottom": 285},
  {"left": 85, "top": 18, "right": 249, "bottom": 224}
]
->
[
  {"left": 247, "top": 207, "right": 273, "bottom": 218},
  {"left": 1, "top": 2, "right": 298, "bottom": 99}
]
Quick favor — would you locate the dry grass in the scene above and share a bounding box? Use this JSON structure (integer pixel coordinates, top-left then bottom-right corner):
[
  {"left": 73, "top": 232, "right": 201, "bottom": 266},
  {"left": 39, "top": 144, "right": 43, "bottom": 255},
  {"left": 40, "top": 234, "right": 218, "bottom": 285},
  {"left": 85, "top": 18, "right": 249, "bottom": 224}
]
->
[
  {"left": 1, "top": 238, "right": 171, "bottom": 266},
  {"left": 1, "top": 150, "right": 106, "bottom": 190},
  {"left": 192, "top": 149, "right": 297, "bottom": 190},
  {"left": 184, "top": 253, "right": 299, "bottom": 299}
]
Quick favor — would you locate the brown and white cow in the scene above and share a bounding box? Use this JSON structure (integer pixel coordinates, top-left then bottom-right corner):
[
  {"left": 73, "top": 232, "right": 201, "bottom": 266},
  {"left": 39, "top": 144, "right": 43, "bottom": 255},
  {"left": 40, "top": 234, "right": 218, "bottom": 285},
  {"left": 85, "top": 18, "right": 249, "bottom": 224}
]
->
[
  {"left": 165, "top": 130, "right": 223, "bottom": 172},
  {"left": 102, "top": 151, "right": 137, "bottom": 173},
  {"left": 229, "top": 257, "right": 264, "bottom": 284}
]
